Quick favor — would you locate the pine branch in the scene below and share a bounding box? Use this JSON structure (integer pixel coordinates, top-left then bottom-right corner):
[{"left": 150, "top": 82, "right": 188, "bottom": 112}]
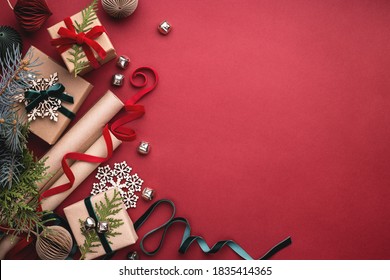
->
[
  {"left": 78, "top": 190, "right": 124, "bottom": 259},
  {"left": 0, "top": 46, "right": 39, "bottom": 189},
  {"left": 0, "top": 60, "right": 29, "bottom": 97},
  {"left": 0, "top": 45, "right": 49, "bottom": 239}
]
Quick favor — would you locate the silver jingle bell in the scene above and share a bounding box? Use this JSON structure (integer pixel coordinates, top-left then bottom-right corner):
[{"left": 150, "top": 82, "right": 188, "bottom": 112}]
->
[
  {"left": 84, "top": 217, "right": 96, "bottom": 231},
  {"left": 127, "top": 251, "right": 140, "bottom": 260},
  {"left": 117, "top": 55, "right": 130, "bottom": 69},
  {"left": 158, "top": 20, "right": 171, "bottom": 35},
  {"left": 137, "top": 141, "right": 151, "bottom": 155},
  {"left": 141, "top": 187, "right": 155, "bottom": 201},
  {"left": 26, "top": 73, "right": 37, "bottom": 80},
  {"left": 112, "top": 73, "right": 124, "bottom": 87},
  {"left": 97, "top": 221, "right": 109, "bottom": 234}
]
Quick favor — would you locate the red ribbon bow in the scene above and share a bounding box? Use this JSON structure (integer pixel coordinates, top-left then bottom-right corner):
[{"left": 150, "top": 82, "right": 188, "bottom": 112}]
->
[{"left": 51, "top": 17, "right": 107, "bottom": 69}]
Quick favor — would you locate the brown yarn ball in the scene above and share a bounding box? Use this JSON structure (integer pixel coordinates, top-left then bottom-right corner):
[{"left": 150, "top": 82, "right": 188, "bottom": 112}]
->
[
  {"left": 36, "top": 226, "right": 73, "bottom": 260},
  {"left": 101, "top": 0, "right": 138, "bottom": 19}
]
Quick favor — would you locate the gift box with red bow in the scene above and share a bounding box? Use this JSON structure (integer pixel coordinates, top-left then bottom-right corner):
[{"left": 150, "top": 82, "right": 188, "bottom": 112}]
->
[{"left": 47, "top": 3, "right": 116, "bottom": 76}]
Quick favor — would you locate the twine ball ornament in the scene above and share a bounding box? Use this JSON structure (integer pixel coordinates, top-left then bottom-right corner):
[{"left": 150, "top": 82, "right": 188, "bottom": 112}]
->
[
  {"left": 0, "top": 26, "right": 23, "bottom": 63},
  {"left": 101, "top": 0, "right": 138, "bottom": 19},
  {"left": 36, "top": 226, "right": 73, "bottom": 260}
]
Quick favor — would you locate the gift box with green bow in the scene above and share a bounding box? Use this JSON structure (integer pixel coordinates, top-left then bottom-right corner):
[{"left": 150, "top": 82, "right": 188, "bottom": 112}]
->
[
  {"left": 64, "top": 188, "right": 138, "bottom": 260},
  {"left": 18, "top": 46, "right": 93, "bottom": 145}
]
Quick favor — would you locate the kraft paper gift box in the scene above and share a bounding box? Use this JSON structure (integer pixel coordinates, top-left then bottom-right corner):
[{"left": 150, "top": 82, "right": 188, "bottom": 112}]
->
[
  {"left": 63, "top": 188, "right": 138, "bottom": 260},
  {"left": 19, "top": 46, "right": 93, "bottom": 145},
  {"left": 47, "top": 8, "right": 117, "bottom": 76}
]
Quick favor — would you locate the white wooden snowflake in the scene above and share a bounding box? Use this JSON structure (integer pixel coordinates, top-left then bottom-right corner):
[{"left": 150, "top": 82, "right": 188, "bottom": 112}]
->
[
  {"left": 91, "top": 161, "right": 143, "bottom": 209},
  {"left": 16, "top": 72, "right": 68, "bottom": 122}
]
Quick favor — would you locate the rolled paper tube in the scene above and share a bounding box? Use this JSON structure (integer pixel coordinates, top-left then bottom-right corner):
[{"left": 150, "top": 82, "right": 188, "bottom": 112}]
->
[
  {"left": 41, "top": 131, "right": 122, "bottom": 211},
  {"left": 0, "top": 131, "right": 122, "bottom": 259},
  {"left": 37, "top": 90, "right": 124, "bottom": 192},
  {"left": 0, "top": 236, "right": 16, "bottom": 259}
]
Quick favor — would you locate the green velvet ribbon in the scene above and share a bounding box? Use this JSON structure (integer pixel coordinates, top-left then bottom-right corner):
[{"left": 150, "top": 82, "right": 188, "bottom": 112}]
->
[
  {"left": 133, "top": 199, "right": 292, "bottom": 260},
  {"left": 24, "top": 83, "right": 75, "bottom": 120}
]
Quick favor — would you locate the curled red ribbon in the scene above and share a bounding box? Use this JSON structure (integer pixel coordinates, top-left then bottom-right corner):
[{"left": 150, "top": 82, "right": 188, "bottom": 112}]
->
[
  {"left": 110, "top": 67, "right": 159, "bottom": 141},
  {"left": 51, "top": 17, "right": 107, "bottom": 69}
]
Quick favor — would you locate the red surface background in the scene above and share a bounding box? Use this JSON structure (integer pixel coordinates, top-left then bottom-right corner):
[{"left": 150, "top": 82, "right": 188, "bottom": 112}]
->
[{"left": 1, "top": 0, "right": 390, "bottom": 260}]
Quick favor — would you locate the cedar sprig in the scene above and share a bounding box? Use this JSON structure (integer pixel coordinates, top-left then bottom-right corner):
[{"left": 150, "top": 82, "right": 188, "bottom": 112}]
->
[
  {"left": 79, "top": 189, "right": 124, "bottom": 259},
  {"left": 73, "top": 0, "right": 98, "bottom": 33},
  {"left": 78, "top": 219, "right": 100, "bottom": 258},
  {"left": 67, "top": 0, "right": 98, "bottom": 77},
  {"left": 67, "top": 45, "right": 89, "bottom": 77},
  {"left": 0, "top": 150, "right": 50, "bottom": 240}
]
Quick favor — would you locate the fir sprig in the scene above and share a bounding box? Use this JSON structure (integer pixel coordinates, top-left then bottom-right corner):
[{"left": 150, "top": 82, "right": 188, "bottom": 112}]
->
[
  {"left": 67, "top": 0, "right": 98, "bottom": 77},
  {"left": 0, "top": 46, "right": 39, "bottom": 189},
  {"left": 79, "top": 190, "right": 124, "bottom": 259},
  {"left": 0, "top": 46, "right": 50, "bottom": 240}
]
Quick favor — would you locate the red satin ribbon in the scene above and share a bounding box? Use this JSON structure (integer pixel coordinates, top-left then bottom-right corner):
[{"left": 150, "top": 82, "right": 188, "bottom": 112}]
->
[
  {"left": 51, "top": 17, "right": 107, "bottom": 69},
  {"left": 4, "top": 67, "right": 158, "bottom": 259}
]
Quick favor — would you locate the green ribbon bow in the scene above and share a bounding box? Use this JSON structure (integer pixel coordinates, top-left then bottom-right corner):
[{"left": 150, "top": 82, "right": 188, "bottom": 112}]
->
[{"left": 24, "top": 83, "right": 75, "bottom": 120}]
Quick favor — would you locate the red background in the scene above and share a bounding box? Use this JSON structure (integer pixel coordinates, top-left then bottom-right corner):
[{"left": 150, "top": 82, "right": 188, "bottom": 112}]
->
[{"left": 1, "top": 0, "right": 390, "bottom": 260}]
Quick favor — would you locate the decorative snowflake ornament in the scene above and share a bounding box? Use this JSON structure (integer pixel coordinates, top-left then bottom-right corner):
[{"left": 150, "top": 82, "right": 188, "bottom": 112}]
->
[
  {"left": 17, "top": 72, "right": 69, "bottom": 122},
  {"left": 91, "top": 161, "right": 143, "bottom": 209}
]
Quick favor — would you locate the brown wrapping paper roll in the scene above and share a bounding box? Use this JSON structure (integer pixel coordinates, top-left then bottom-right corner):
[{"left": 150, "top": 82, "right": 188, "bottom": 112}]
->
[
  {"left": 0, "top": 131, "right": 122, "bottom": 259},
  {"left": 38, "top": 90, "right": 124, "bottom": 192},
  {"left": 0, "top": 236, "right": 17, "bottom": 260},
  {"left": 64, "top": 188, "right": 138, "bottom": 260},
  {"left": 41, "top": 131, "right": 122, "bottom": 211}
]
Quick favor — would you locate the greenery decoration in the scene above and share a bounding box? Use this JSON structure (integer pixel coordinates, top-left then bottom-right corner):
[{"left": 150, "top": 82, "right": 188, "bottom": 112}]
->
[
  {"left": 67, "top": 0, "right": 98, "bottom": 77},
  {"left": 79, "top": 189, "right": 124, "bottom": 260},
  {"left": 0, "top": 46, "right": 51, "bottom": 240},
  {"left": 0, "top": 149, "right": 49, "bottom": 240}
]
